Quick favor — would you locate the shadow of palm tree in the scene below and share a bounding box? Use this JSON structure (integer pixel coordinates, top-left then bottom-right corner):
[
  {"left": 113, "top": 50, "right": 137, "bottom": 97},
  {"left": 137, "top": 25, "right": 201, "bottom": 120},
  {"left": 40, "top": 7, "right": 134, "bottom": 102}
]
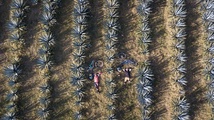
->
[
  {"left": 52, "top": 0, "right": 74, "bottom": 65},
  {"left": 184, "top": 1, "right": 207, "bottom": 119}
]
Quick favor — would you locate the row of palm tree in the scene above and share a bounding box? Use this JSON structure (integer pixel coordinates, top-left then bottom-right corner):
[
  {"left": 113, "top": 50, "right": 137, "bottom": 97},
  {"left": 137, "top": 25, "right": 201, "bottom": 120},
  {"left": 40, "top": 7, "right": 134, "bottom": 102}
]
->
[
  {"left": 2, "top": 0, "right": 28, "bottom": 119},
  {"left": 202, "top": 0, "right": 214, "bottom": 118},
  {"left": 3, "top": 63, "right": 21, "bottom": 120},
  {"left": 70, "top": 0, "right": 90, "bottom": 119},
  {"left": 172, "top": 0, "right": 190, "bottom": 119},
  {"left": 104, "top": 0, "right": 120, "bottom": 119},
  {"left": 136, "top": 0, "right": 155, "bottom": 119},
  {"left": 37, "top": 0, "right": 60, "bottom": 119}
]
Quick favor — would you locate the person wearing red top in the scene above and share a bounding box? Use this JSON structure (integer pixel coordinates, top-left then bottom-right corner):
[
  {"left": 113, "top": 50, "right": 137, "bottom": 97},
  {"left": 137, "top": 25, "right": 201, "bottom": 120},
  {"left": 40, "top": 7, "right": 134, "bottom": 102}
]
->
[{"left": 94, "top": 72, "right": 101, "bottom": 92}]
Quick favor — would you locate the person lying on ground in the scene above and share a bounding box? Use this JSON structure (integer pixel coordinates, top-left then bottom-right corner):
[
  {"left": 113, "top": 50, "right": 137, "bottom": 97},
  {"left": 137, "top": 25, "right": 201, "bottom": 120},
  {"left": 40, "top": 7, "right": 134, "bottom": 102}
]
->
[
  {"left": 94, "top": 72, "right": 101, "bottom": 92},
  {"left": 123, "top": 68, "right": 131, "bottom": 84}
]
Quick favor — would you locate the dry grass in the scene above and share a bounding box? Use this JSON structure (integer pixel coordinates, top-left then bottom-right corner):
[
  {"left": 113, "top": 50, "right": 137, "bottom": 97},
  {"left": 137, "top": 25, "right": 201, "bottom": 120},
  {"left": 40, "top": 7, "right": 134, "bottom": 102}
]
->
[{"left": 0, "top": 0, "right": 213, "bottom": 120}]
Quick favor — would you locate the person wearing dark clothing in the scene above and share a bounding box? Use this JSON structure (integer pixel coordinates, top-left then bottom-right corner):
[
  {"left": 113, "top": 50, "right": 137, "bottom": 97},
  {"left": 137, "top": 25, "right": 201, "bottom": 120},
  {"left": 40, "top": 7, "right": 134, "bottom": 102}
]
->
[{"left": 123, "top": 68, "right": 131, "bottom": 84}]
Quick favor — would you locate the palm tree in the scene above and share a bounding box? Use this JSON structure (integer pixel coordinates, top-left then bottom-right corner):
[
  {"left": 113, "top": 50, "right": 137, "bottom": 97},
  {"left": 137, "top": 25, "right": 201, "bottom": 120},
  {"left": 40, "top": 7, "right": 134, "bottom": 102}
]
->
[
  {"left": 137, "top": 80, "right": 153, "bottom": 96},
  {"left": 77, "top": 0, "right": 89, "bottom": 5},
  {"left": 107, "top": 103, "right": 116, "bottom": 111},
  {"left": 71, "top": 63, "right": 84, "bottom": 74},
  {"left": 106, "top": 0, "right": 119, "bottom": 9},
  {"left": 4, "top": 63, "right": 21, "bottom": 79},
  {"left": 208, "top": 32, "right": 214, "bottom": 42},
  {"left": 176, "top": 64, "right": 186, "bottom": 74},
  {"left": 176, "top": 112, "right": 190, "bottom": 120},
  {"left": 202, "top": 11, "right": 214, "bottom": 22},
  {"left": 2, "top": 112, "right": 16, "bottom": 120},
  {"left": 106, "top": 41, "right": 117, "bottom": 51},
  {"left": 207, "top": 89, "right": 214, "bottom": 104},
  {"left": 74, "top": 3, "right": 89, "bottom": 16},
  {"left": 173, "top": 0, "right": 185, "bottom": 6},
  {"left": 6, "top": 102, "right": 17, "bottom": 112},
  {"left": 105, "top": 79, "right": 116, "bottom": 88},
  {"left": 38, "top": 107, "right": 49, "bottom": 119},
  {"left": 12, "top": 9, "right": 25, "bottom": 19},
  {"left": 106, "top": 52, "right": 115, "bottom": 63},
  {"left": 73, "top": 50, "right": 86, "bottom": 63},
  {"left": 6, "top": 90, "right": 18, "bottom": 102},
  {"left": 107, "top": 18, "right": 119, "bottom": 31},
  {"left": 73, "top": 24, "right": 88, "bottom": 39},
  {"left": 174, "top": 5, "right": 187, "bottom": 18},
  {"left": 176, "top": 75, "right": 187, "bottom": 86},
  {"left": 141, "top": 33, "right": 152, "bottom": 44},
  {"left": 73, "top": 40, "right": 88, "bottom": 51},
  {"left": 37, "top": 55, "right": 53, "bottom": 70},
  {"left": 75, "top": 15, "right": 87, "bottom": 25},
  {"left": 74, "top": 87, "right": 85, "bottom": 100},
  {"left": 138, "top": 66, "right": 154, "bottom": 82},
  {"left": 75, "top": 98, "right": 84, "bottom": 107},
  {"left": 9, "top": 31, "right": 23, "bottom": 42},
  {"left": 8, "top": 18, "right": 25, "bottom": 31},
  {"left": 39, "top": 83, "right": 51, "bottom": 94},
  {"left": 209, "top": 58, "right": 214, "bottom": 66},
  {"left": 176, "top": 52, "right": 187, "bottom": 62},
  {"left": 74, "top": 111, "right": 82, "bottom": 120},
  {"left": 38, "top": 47, "right": 51, "bottom": 56},
  {"left": 10, "top": 0, "right": 27, "bottom": 9},
  {"left": 174, "top": 97, "right": 190, "bottom": 112},
  {"left": 176, "top": 18, "right": 186, "bottom": 27},
  {"left": 175, "top": 40, "right": 185, "bottom": 51},
  {"left": 176, "top": 29, "right": 186, "bottom": 39},
  {"left": 108, "top": 9, "right": 119, "bottom": 18},
  {"left": 31, "top": 0, "right": 38, "bottom": 5},
  {"left": 207, "top": 22, "right": 214, "bottom": 32},
  {"left": 137, "top": 2, "right": 151, "bottom": 16},
  {"left": 106, "top": 30, "right": 118, "bottom": 42},
  {"left": 108, "top": 114, "right": 117, "bottom": 120},
  {"left": 138, "top": 94, "right": 152, "bottom": 107},
  {"left": 39, "top": 32, "right": 55, "bottom": 48},
  {"left": 41, "top": 11, "right": 56, "bottom": 27},
  {"left": 40, "top": 97, "right": 50, "bottom": 107},
  {"left": 8, "top": 79, "right": 18, "bottom": 87},
  {"left": 106, "top": 67, "right": 114, "bottom": 74},
  {"left": 107, "top": 88, "right": 118, "bottom": 100},
  {"left": 70, "top": 73, "right": 85, "bottom": 87},
  {"left": 141, "top": 22, "right": 150, "bottom": 33},
  {"left": 43, "top": 2, "right": 56, "bottom": 14},
  {"left": 202, "top": 0, "right": 214, "bottom": 10}
]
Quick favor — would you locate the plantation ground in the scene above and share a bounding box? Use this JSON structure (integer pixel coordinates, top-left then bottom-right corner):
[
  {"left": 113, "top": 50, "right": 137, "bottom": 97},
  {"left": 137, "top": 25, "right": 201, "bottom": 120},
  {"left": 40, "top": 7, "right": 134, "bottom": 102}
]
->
[{"left": 0, "top": 0, "right": 212, "bottom": 120}]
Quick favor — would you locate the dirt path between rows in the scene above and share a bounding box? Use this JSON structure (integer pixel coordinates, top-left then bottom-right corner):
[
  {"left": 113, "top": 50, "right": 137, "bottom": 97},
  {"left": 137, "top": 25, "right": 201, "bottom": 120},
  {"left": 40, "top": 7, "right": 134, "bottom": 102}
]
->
[{"left": 185, "top": 1, "right": 211, "bottom": 119}]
